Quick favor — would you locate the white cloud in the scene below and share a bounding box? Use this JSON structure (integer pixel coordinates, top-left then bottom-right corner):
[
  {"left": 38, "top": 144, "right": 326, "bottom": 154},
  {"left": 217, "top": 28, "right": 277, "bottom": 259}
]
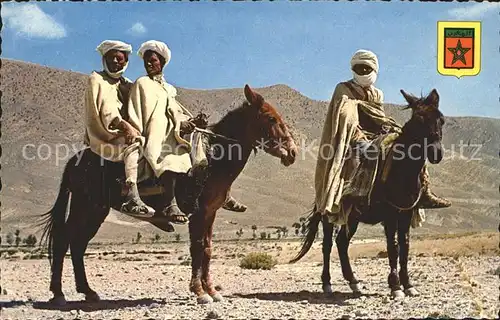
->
[
  {"left": 2, "top": 3, "right": 67, "bottom": 39},
  {"left": 127, "top": 22, "right": 147, "bottom": 37},
  {"left": 448, "top": 2, "right": 500, "bottom": 19}
]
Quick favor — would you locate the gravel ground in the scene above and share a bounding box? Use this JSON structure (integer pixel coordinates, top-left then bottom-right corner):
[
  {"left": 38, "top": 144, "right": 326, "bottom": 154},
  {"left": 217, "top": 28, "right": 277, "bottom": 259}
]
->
[{"left": 1, "top": 248, "right": 498, "bottom": 319}]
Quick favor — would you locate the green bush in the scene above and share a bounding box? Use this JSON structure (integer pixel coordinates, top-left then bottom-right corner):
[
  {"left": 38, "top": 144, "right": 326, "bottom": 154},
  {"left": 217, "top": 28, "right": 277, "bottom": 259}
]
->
[
  {"left": 135, "top": 232, "right": 142, "bottom": 244},
  {"left": 23, "top": 235, "right": 37, "bottom": 247},
  {"left": 14, "top": 230, "right": 21, "bottom": 247},
  {"left": 239, "top": 252, "right": 277, "bottom": 270},
  {"left": 6, "top": 233, "right": 14, "bottom": 246},
  {"left": 152, "top": 234, "right": 161, "bottom": 243}
]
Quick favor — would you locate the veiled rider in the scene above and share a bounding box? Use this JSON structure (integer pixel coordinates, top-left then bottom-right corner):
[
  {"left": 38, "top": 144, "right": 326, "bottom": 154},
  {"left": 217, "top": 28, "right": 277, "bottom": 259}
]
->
[{"left": 314, "top": 49, "right": 451, "bottom": 223}]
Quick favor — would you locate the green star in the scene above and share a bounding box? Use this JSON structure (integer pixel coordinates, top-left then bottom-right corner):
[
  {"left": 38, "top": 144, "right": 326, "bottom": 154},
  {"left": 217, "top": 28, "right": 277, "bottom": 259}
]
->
[{"left": 447, "top": 39, "right": 471, "bottom": 65}]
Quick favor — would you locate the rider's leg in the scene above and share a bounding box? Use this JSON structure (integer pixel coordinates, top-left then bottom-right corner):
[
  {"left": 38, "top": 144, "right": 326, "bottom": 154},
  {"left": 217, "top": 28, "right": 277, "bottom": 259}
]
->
[
  {"left": 121, "top": 144, "right": 154, "bottom": 217},
  {"left": 418, "top": 164, "right": 451, "bottom": 209}
]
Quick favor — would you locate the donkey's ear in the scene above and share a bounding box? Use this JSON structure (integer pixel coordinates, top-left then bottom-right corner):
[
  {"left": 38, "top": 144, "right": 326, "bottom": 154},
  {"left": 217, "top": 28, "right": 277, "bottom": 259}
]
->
[
  {"left": 244, "top": 84, "right": 264, "bottom": 107},
  {"left": 424, "top": 88, "right": 440, "bottom": 108},
  {"left": 400, "top": 89, "right": 418, "bottom": 107}
]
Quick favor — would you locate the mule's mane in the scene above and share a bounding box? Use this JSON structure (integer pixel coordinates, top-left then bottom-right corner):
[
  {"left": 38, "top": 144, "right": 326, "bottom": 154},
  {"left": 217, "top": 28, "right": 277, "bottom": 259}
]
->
[
  {"left": 400, "top": 95, "right": 427, "bottom": 111},
  {"left": 209, "top": 101, "right": 252, "bottom": 140}
]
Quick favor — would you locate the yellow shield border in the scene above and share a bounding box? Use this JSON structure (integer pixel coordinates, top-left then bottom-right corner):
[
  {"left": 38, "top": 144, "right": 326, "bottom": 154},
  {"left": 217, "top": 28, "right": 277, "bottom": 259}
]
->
[{"left": 437, "top": 21, "right": 481, "bottom": 78}]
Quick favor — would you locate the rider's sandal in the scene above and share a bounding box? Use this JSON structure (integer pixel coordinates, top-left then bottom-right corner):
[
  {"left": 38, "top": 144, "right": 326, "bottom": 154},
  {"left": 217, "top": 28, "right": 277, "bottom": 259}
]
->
[
  {"left": 121, "top": 199, "right": 155, "bottom": 218},
  {"left": 222, "top": 196, "right": 248, "bottom": 212},
  {"left": 162, "top": 204, "right": 189, "bottom": 225}
]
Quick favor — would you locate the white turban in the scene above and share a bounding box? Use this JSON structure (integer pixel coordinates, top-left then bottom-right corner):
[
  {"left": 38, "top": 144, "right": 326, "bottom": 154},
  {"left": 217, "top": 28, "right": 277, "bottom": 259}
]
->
[
  {"left": 96, "top": 40, "right": 132, "bottom": 79},
  {"left": 137, "top": 40, "right": 171, "bottom": 66},
  {"left": 96, "top": 40, "right": 132, "bottom": 56},
  {"left": 350, "top": 49, "right": 379, "bottom": 73}
]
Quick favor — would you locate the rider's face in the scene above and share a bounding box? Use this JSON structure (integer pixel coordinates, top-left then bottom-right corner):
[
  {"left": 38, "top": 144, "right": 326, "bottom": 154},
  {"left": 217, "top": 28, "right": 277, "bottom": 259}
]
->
[
  {"left": 143, "top": 50, "right": 164, "bottom": 76},
  {"left": 352, "top": 64, "right": 373, "bottom": 75},
  {"left": 104, "top": 50, "right": 128, "bottom": 73}
]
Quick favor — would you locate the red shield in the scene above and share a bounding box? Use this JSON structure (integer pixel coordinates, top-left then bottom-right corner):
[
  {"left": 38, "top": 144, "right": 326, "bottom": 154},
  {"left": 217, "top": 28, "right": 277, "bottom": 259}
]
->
[{"left": 444, "top": 28, "right": 474, "bottom": 69}]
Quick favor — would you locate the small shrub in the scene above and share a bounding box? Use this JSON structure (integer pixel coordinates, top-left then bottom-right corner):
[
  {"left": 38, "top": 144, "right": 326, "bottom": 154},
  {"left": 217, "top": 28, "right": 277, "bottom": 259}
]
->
[
  {"left": 281, "top": 227, "right": 289, "bottom": 238},
  {"left": 276, "top": 229, "right": 282, "bottom": 240},
  {"left": 152, "top": 234, "right": 161, "bottom": 243},
  {"left": 377, "top": 250, "right": 388, "bottom": 258},
  {"left": 240, "top": 252, "right": 277, "bottom": 270},
  {"left": 6, "top": 233, "right": 14, "bottom": 246},
  {"left": 175, "top": 234, "right": 181, "bottom": 242},
  {"left": 23, "top": 235, "right": 37, "bottom": 247},
  {"left": 236, "top": 228, "right": 243, "bottom": 239},
  {"left": 14, "top": 230, "right": 21, "bottom": 247},
  {"left": 260, "top": 232, "right": 267, "bottom": 240},
  {"left": 490, "top": 266, "right": 500, "bottom": 276},
  {"left": 135, "top": 232, "right": 142, "bottom": 244},
  {"left": 180, "top": 257, "right": 191, "bottom": 266}
]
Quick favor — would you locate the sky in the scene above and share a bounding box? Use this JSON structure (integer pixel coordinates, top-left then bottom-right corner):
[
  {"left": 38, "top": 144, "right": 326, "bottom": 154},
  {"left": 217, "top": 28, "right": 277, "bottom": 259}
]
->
[{"left": 2, "top": 1, "right": 500, "bottom": 118}]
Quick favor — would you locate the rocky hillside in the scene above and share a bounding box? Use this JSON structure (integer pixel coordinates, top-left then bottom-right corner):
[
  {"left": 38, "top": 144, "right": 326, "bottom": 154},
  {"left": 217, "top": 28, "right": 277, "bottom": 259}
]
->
[{"left": 1, "top": 59, "right": 498, "bottom": 242}]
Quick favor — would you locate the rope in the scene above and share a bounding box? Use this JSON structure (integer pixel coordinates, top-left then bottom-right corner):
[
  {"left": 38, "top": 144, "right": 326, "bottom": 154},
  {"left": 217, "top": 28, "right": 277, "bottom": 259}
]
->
[
  {"left": 385, "top": 185, "right": 424, "bottom": 211},
  {"left": 193, "top": 127, "right": 240, "bottom": 143}
]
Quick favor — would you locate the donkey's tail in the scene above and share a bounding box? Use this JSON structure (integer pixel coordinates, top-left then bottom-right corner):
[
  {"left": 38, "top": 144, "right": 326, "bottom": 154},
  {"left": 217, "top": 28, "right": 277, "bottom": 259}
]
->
[
  {"left": 37, "top": 156, "right": 75, "bottom": 266},
  {"left": 289, "top": 205, "right": 322, "bottom": 264}
]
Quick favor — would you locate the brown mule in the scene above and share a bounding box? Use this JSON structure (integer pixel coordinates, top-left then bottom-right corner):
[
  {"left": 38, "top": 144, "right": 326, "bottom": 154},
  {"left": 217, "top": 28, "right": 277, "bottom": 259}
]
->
[
  {"left": 38, "top": 84, "right": 298, "bottom": 306},
  {"left": 188, "top": 85, "right": 297, "bottom": 303}
]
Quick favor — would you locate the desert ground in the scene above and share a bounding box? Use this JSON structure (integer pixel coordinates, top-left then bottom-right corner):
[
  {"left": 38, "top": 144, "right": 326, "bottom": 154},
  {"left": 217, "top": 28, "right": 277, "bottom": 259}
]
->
[{"left": 1, "top": 232, "right": 498, "bottom": 319}]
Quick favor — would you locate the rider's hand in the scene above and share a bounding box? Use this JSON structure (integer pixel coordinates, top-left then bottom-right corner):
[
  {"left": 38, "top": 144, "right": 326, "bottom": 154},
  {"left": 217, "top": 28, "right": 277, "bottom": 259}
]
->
[
  {"left": 189, "top": 113, "right": 209, "bottom": 129},
  {"left": 180, "top": 121, "right": 196, "bottom": 135},
  {"left": 120, "top": 121, "right": 141, "bottom": 144}
]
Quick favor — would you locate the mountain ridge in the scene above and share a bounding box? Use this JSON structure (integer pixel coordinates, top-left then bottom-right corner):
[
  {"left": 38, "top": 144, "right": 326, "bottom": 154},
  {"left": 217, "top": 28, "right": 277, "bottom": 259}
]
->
[{"left": 1, "top": 59, "right": 498, "bottom": 242}]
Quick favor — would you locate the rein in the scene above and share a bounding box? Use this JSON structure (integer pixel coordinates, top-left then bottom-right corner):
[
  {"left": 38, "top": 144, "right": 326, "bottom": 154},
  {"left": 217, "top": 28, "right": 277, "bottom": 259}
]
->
[
  {"left": 194, "top": 127, "right": 239, "bottom": 143},
  {"left": 385, "top": 186, "right": 424, "bottom": 211},
  {"left": 194, "top": 127, "right": 259, "bottom": 155}
]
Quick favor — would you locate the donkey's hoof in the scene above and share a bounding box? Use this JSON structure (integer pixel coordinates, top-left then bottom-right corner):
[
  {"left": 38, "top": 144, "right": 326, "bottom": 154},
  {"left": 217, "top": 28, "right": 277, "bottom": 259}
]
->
[
  {"left": 322, "top": 284, "right": 333, "bottom": 294},
  {"left": 210, "top": 292, "right": 224, "bottom": 302},
  {"left": 404, "top": 287, "right": 420, "bottom": 297},
  {"left": 349, "top": 282, "right": 362, "bottom": 293},
  {"left": 197, "top": 293, "right": 213, "bottom": 304},
  {"left": 391, "top": 289, "right": 405, "bottom": 300},
  {"left": 49, "top": 295, "right": 67, "bottom": 306},
  {"left": 85, "top": 292, "right": 101, "bottom": 303}
]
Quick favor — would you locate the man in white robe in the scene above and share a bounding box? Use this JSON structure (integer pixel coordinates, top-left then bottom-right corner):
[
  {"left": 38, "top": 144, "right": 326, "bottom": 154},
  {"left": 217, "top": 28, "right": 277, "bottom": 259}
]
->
[
  {"left": 128, "top": 40, "right": 251, "bottom": 223},
  {"left": 127, "top": 40, "right": 204, "bottom": 224},
  {"left": 83, "top": 40, "right": 154, "bottom": 218},
  {"left": 314, "top": 49, "right": 451, "bottom": 223}
]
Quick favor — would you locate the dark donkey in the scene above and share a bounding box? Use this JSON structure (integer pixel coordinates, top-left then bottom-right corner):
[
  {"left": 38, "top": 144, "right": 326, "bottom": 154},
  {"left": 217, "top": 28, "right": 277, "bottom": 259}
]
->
[
  {"left": 290, "top": 89, "right": 445, "bottom": 299},
  {"left": 39, "top": 85, "right": 298, "bottom": 305}
]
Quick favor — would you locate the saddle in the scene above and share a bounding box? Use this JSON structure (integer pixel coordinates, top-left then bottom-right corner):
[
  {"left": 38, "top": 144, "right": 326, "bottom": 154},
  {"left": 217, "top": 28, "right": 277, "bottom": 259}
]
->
[
  {"left": 338, "top": 132, "right": 400, "bottom": 224},
  {"left": 120, "top": 176, "right": 165, "bottom": 197}
]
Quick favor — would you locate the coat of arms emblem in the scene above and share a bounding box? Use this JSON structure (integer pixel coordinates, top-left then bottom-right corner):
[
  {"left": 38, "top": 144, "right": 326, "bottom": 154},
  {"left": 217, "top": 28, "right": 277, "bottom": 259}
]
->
[{"left": 437, "top": 21, "right": 481, "bottom": 78}]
